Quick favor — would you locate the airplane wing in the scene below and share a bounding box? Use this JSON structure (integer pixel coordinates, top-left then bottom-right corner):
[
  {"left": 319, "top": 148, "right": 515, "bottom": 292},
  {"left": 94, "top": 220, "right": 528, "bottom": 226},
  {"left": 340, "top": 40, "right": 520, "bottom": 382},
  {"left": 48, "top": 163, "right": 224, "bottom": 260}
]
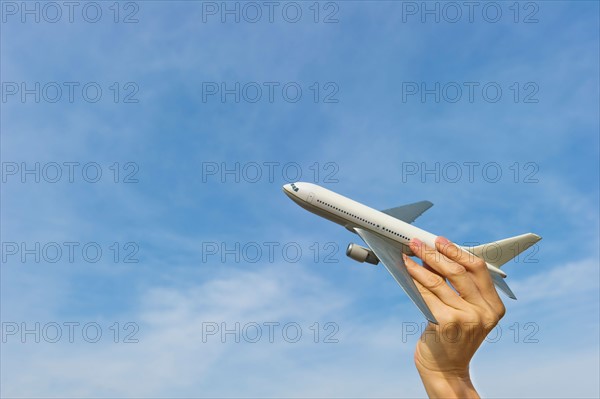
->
[
  {"left": 381, "top": 201, "right": 433, "bottom": 224},
  {"left": 354, "top": 228, "right": 438, "bottom": 324}
]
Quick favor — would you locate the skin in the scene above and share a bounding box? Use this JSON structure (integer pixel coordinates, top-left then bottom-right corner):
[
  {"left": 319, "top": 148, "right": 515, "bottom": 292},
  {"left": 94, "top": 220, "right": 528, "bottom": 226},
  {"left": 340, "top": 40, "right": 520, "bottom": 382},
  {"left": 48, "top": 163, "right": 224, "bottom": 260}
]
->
[{"left": 403, "top": 236, "right": 506, "bottom": 398}]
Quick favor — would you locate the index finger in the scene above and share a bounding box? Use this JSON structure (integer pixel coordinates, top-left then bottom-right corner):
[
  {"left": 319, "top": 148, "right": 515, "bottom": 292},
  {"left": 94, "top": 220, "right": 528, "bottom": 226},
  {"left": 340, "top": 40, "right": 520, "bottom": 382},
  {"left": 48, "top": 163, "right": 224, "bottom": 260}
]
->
[{"left": 435, "top": 236, "right": 504, "bottom": 310}]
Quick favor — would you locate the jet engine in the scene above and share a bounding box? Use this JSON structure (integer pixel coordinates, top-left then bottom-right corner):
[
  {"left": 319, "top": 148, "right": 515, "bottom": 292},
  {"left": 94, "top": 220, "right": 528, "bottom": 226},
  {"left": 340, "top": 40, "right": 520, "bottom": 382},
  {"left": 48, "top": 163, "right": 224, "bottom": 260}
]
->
[{"left": 346, "top": 243, "right": 379, "bottom": 265}]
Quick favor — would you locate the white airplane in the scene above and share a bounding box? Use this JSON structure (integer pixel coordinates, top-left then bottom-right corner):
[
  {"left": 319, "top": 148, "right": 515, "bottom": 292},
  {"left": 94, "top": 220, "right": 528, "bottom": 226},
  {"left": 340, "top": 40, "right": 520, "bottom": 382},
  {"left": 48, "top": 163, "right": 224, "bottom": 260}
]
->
[{"left": 283, "top": 182, "right": 541, "bottom": 324}]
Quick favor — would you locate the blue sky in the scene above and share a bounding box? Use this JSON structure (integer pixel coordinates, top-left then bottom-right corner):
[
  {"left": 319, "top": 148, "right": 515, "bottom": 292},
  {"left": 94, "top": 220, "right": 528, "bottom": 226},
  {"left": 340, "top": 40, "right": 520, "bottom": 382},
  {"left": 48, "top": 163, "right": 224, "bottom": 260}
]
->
[{"left": 1, "top": 1, "right": 599, "bottom": 397}]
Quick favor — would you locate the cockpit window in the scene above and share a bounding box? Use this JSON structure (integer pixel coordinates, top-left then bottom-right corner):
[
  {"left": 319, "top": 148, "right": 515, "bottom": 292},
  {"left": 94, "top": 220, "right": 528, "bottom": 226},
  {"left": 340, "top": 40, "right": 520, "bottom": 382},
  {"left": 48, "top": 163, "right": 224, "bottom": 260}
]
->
[{"left": 290, "top": 183, "right": 299, "bottom": 192}]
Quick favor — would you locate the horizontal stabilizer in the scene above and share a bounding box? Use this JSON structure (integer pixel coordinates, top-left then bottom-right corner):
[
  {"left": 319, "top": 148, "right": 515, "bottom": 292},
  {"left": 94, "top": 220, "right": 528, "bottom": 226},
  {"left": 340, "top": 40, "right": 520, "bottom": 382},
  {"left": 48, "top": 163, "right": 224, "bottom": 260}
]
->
[{"left": 491, "top": 272, "right": 517, "bottom": 299}]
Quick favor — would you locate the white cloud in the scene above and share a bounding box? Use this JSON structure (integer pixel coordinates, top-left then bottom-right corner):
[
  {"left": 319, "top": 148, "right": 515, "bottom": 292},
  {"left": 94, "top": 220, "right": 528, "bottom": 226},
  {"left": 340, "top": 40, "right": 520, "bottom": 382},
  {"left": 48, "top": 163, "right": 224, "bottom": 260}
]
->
[
  {"left": 1, "top": 2, "right": 598, "bottom": 398},
  {"left": 3, "top": 256, "right": 599, "bottom": 398},
  {"left": 0, "top": 262, "right": 425, "bottom": 398}
]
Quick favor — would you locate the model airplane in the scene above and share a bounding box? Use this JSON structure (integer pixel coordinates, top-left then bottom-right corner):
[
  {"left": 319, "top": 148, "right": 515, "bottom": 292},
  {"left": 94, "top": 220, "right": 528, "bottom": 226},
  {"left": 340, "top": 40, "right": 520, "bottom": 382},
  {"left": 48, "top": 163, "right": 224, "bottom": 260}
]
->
[{"left": 283, "top": 182, "right": 541, "bottom": 324}]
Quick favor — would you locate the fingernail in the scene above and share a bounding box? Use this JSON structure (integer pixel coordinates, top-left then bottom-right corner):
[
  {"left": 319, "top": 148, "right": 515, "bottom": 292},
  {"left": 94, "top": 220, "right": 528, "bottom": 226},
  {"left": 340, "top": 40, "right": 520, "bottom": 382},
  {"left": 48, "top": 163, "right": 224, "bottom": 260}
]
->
[
  {"left": 403, "top": 254, "right": 415, "bottom": 269},
  {"left": 437, "top": 236, "right": 450, "bottom": 245},
  {"left": 411, "top": 238, "right": 422, "bottom": 248}
]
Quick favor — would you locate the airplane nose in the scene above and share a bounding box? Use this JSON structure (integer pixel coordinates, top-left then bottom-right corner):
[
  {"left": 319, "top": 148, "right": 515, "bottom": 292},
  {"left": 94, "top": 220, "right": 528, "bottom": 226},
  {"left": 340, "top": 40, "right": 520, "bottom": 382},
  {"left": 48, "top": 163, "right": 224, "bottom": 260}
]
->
[{"left": 282, "top": 184, "right": 292, "bottom": 193}]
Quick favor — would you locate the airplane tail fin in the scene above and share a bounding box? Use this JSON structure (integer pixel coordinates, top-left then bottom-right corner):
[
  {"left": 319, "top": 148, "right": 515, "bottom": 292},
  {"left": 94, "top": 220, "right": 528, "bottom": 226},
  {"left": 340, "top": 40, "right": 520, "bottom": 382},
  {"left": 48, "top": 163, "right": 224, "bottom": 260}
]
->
[
  {"left": 465, "top": 233, "right": 541, "bottom": 268},
  {"left": 464, "top": 233, "right": 541, "bottom": 300}
]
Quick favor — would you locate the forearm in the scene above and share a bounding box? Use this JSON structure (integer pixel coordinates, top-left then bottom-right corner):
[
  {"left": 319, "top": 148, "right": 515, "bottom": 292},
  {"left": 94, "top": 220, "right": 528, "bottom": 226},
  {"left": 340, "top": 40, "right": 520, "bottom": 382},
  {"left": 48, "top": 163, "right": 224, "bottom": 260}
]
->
[{"left": 416, "top": 367, "right": 480, "bottom": 399}]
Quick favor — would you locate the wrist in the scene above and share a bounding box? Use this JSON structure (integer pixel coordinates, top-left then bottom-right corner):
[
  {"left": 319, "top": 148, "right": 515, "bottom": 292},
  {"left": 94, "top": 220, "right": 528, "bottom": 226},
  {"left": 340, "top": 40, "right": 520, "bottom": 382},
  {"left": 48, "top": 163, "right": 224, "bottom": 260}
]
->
[{"left": 416, "top": 364, "right": 479, "bottom": 398}]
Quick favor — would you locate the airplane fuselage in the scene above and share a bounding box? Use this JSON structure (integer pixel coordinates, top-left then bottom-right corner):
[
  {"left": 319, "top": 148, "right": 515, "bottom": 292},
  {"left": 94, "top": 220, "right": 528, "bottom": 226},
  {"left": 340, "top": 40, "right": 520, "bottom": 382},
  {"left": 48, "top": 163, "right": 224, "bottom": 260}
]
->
[
  {"left": 283, "top": 182, "right": 438, "bottom": 255},
  {"left": 282, "top": 182, "right": 506, "bottom": 276}
]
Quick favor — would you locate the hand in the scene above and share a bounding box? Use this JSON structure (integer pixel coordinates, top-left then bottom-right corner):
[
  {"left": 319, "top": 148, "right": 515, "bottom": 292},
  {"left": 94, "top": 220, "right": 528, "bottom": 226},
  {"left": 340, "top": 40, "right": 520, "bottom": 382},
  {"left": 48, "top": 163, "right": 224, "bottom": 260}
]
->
[{"left": 404, "top": 236, "right": 506, "bottom": 398}]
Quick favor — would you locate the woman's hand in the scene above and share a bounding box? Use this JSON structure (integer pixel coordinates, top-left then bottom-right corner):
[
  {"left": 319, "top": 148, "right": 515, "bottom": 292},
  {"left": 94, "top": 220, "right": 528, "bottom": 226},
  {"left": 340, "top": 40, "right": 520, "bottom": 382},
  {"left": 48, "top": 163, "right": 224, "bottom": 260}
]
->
[{"left": 404, "top": 236, "right": 506, "bottom": 398}]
